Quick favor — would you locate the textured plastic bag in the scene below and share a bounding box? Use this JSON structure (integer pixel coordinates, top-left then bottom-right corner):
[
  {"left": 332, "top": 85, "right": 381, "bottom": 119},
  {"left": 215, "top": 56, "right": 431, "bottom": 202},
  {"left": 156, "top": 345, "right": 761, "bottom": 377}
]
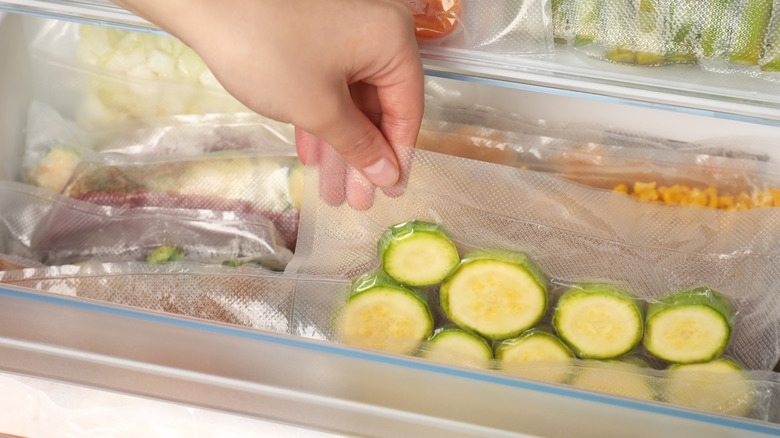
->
[
  {"left": 286, "top": 147, "right": 780, "bottom": 420},
  {"left": 418, "top": 95, "right": 780, "bottom": 210},
  {"left": 0, "top": 181, "right": 292, "bottom": 270},
  {"left": 399, "top": 0, "right": 554, "bottom": 58},
  {"left": 554, "top": 0, "right": 780, "bottom": 80},
  {"left": 23, "top": 17, "right": 292, "bottom": 129},
  {"left": 22, "top": 104, "right": 303, "bottom": 250}
]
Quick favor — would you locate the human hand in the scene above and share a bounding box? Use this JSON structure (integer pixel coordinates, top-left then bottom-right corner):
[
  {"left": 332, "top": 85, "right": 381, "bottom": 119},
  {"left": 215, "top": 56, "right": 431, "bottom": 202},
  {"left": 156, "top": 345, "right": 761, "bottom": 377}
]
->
[{"left": 112, "top": 0, "right": 425, "bottom": 210}]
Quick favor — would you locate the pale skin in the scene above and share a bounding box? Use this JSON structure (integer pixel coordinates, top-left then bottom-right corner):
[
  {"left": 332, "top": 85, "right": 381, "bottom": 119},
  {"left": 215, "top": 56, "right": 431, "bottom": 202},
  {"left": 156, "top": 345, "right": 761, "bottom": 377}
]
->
[{"left": 111, "top": 0, "right": 424, "bottom": 210}]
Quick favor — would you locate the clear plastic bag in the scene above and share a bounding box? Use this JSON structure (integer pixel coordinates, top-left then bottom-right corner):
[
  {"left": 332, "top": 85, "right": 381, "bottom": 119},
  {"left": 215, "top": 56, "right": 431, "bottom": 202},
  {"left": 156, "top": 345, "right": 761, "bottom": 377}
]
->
[
  {"left": 397, "top": 0, "right": 554, "bottom": 59},
  {"left": 555, "top": 0, "right": 780, "bottom": 80},
  {"left": 0, "top": 181, "right": 292, "bottom": 270},
  {"left": 22, "top": 103, "right": 303, "bottom": 250},
  {"left": 285, "top": 145, "right": 780, "bottom": 420}
]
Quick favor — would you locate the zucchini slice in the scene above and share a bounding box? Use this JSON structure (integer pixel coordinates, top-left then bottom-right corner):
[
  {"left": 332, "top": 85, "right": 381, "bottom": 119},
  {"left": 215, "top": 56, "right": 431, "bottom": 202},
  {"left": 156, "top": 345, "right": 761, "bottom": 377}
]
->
[
  {"left": 644, "top": 287, "right": 734, "bottom": 364},
  {"left": 341, "top": 270, "right": 433, "bottom": 355},
  {"left": 379, "top": 221, "right": 460, "bottom": 287},
  {"left": 664, "top": 358, "right": 753, "bottom": 417},
  {"left": 570, "top": 357, "right": 656, "bottom": 401},
  {"left": 495, "top": 328, "right": 575, "bottom": 383},
  {"left": 440, "top": 250, "right": 548, "bottom": 340},
  {"left": 420, "top": 328, "right": 493, "bottom": 369},
  {"left": 553, "top": 283, "right": 644, "bottom": 359}
]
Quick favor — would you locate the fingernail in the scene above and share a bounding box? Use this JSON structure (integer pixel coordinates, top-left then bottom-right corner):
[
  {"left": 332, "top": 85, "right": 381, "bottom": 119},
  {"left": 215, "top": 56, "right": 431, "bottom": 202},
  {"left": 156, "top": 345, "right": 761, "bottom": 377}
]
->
[{"left": 362, "top": 157, "right": 399, "bottom": 187}]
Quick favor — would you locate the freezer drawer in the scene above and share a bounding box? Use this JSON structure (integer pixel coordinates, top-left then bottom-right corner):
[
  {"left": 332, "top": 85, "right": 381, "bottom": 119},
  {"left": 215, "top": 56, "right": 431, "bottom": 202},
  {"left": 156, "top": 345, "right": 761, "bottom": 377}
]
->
[
  {"left": 0, "top": 5, "right": 779, "bottom": 437},
  {"left": 0, "top": 284, "right": 777, "bottom": 438}
]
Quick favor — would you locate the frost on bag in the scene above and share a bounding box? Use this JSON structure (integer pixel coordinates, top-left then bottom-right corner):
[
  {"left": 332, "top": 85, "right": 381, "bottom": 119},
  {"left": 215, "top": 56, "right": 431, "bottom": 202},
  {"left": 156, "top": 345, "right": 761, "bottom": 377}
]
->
[
  {"left": 24, "top": 17, "right": 293, "bottom": 128},
  {"left": 22, "top": 104, "right": 303, "bottom": 251},
  {"left": 0, "top": 181, "right": 292, "bottom": 270},
  {"left": 288, "top": 148, "right": 780, "bottom": 421},
  {"left": 397, "top": 0, "right": 554, "bottom": 59},
  {"left": 554, "top": 0, "right": 780, "bottom": 79}
]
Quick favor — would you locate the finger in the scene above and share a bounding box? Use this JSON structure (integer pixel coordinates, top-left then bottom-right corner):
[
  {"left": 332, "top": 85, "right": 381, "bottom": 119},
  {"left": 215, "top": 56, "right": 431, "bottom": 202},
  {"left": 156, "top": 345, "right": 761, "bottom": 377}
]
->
[
  {"left": 311, "top": 87, "right": 401, "bottom": 189},
  {"left": 381, "top": 143, "right": 414, "bottom": 198},
  {"left": 294, "top": 127, "right": 315, "bottom": 165},
  {"left": 319, "top": 140, "right": 348, "bottom": 207},
  {"left": 346, "top": 166, "right": 375, "bottom": 211}
]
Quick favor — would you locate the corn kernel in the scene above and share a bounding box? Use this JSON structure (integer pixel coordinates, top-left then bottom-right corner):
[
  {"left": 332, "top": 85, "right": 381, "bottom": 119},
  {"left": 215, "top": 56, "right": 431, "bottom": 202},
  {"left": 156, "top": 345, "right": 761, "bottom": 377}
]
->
[
  {"left": 614, "top": 183, "right": 629, "bottom": 194},
  {"left": 756, "top": 191, "right": 773, "bottom": 208},
  {"left": 663, "top": 185, "right": 683, "bottom": 203},
  {"left": 689, "top": 187, "right": 708, "bottom": 206},
  {"left": 770, "top": 188, "right": 780, "bottom": 207},
  {"left": 704, "top": 187, "right": 718, "bottom": 208},
  {"left": 719, "top": 195, "right": 735, "bottom": 210},
  {"left": 736, "top": 193, "right": 753, "bottom": 210}
]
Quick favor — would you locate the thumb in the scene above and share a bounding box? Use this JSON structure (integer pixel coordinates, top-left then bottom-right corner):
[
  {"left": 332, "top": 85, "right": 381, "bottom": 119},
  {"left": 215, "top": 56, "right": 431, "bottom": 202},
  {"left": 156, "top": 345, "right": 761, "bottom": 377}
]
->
[{"left": 313, "top": 91, "right": 400, "bottom": 188}]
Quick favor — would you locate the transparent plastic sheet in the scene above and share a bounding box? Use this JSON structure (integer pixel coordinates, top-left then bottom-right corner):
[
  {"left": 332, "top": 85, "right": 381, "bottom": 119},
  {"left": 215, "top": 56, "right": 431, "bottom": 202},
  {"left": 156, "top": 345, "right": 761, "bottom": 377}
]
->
[
  {"left": 286, "top": 149, "right": 780, "bottom": 421},
  {"left": 0, "top": 181, "right": 292, "bottom": 270},
  {"left": 554, "top": 0, "right": 780, "bottom": 81},
  {"left": 23, "top": 16, "right": 294, "bottom": 128},
  {"left": 399, "top": 0, "right": 554, "bottom": 59},
  {"left": 417, "top": 94, "right": 780, "bottom": 208},
  {"left": 22, "top": 104, "right": 303, "bottom": 250}
]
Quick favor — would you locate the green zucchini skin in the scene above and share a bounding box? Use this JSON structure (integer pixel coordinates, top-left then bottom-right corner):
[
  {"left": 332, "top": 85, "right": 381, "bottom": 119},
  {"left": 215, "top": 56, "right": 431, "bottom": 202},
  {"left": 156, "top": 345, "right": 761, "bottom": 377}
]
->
[
  {"left": 342, "top": 270, "right": 434, "bottom": 355},
  {"left": 553, "top": 283, "right": 644, "bottom": 360},
  {"left": 440, "top": 250, "right": 549, "bottom": 341},
  {"left": 378, "top": 221, "right": 460, "bottom": 287},
  {"left": 644, "top": 287, "right": 734, "bottom": 364}
]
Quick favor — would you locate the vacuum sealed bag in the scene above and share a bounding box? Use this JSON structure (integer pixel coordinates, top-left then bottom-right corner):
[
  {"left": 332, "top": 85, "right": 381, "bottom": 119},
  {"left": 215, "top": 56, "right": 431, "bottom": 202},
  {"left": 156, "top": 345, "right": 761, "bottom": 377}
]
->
[
  {"left": 398, "top": 0, "right": 554, "bottom": 58},
  {"left": 0, "top": 181, "right": 292, "bottom": 270},
  {"left": 22, "top": 104, "right": 303, "bottom": 250},
  {"left": 554, "top": 0, "right": 780, "bottom": 80},
  {"left": 285, "top": 145, "right": 780, "bottom": 421},
  {"left": 23, "top": 17, "right": 293, "bottom": 131}
]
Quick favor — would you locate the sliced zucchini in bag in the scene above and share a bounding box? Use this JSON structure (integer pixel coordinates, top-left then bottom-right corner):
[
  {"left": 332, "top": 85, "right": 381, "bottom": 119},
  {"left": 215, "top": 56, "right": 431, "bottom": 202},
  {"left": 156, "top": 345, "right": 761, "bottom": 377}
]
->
[
  {"left": 570, "top": 356, "right": 656, "bottom": 401},
  {"left": 440, "top": 250, "right": 548, "bottom": 340},
  {"left": 664, "top": 358, "right": 754, "bottom": 417},
  {"left": 495, "top": 328, "right": 575, "bottom": 383},
  {"left": 553, "top": 283, "right": 644, "bottom": 359},
  {"left": 341, "top": 270, "right": 433, "bottom": 355},
  {"left": 643, "top": 287, "right": 734, "bottom": 364},
  {"left": 379, "top": 221, "right": 460, "bottom": 287},
  {"left": 420, "top": 328, "right": 493, "bottom": 369}
]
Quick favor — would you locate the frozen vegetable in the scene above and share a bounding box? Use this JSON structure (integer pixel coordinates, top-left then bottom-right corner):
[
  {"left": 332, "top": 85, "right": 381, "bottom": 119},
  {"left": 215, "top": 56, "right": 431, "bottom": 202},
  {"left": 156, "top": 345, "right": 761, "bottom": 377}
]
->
[
  {"left": 420, "top": 328, "right": 493, "bottom": 369},
  {"left": 665, "top": 358, "right": 754, "bottom": 416},
  {"left": 570, "top": 356, "right": 656, "bottom": 400},
  {"left": 729, "top": 0, "right": 773, "bottom": 65},
  {"left": 341, "top": 270, "right": 434, "bottom": 355},
  {"left": 643, "top": 287, "right": 734, "bottom": 364},
  {"left": 145, "top": 246, "right": 185, "bottom": 263},
  {"left": 378, "top": 221, "right": 460, "bottom": 287},
  {"left": 495, "top": 328, "right": 575, "bottom": 382},
  {"left": 440, "top": 250, "right": 548, "bottom": 340},
  {"left": 552, "top": 283, "right": 644, "bottom": 359},
  {"left": 614, "top": 181, "right": 780, "bottom": 210}
]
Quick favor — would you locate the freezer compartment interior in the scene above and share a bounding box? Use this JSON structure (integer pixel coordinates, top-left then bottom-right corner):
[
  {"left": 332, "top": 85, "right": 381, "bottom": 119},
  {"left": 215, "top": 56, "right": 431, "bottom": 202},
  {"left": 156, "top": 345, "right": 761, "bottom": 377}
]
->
[
  {"left": 1, "top": 10, "right": 780, "bottom": 437},
  {"left": 5, "top": 0, "right": 780, "bottom": 123}
]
